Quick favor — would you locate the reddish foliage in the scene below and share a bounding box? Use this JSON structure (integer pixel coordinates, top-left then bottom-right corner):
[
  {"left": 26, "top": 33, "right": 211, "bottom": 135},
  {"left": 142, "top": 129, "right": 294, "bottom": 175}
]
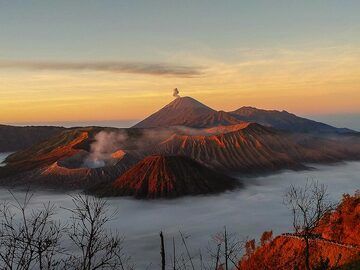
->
[
  {"left": 316, "top": 192, "right": 360, "bottom": 246},
  {"left": 260, "top": 230, "right": 273, "bottom": 246},
  {"left": 245, "top": 239, "right": 256, "bottom": 256},
  {"left": 239, "top": 193, "right": 360, "bottom": 270}
]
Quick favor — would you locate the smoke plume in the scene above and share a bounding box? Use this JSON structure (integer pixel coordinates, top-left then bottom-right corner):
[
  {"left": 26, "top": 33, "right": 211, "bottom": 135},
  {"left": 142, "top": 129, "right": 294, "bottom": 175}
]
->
[{"left": 173, "top": 88, "right": 180, "bottom": 98}]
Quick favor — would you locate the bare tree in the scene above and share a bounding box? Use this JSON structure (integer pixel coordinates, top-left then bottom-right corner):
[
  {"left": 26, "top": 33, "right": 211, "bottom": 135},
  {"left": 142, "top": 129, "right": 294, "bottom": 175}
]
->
[
  {"left": 0, "top": 191, "right": 64, "bottom": 270},
  {"left": 64, "top": 194, "right": 133, "bottom": 270},
  {"left": 172, "top": 237, "right": 176, "bottom": 270},
  {"left": 179, "top": 231, "right": 195, "bottom": 270},
  {"left": 207, "top": 228, "right": 245, "bottom": 270},
  {"left": 0, "top": 192, "right": 134, "bottom": 270},
  {"left": 283, "top": 180, "right": 335, "bottom": 270}
]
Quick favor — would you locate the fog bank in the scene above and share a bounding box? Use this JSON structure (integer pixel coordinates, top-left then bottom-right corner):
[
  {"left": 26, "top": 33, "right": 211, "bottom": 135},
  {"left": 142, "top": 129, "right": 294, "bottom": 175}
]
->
[{"left": 0, "top": 152, "right": 359, "bottom": 268}]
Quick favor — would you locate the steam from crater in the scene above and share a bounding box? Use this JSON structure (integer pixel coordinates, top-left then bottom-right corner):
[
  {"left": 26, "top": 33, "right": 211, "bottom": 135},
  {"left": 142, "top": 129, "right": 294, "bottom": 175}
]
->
[
  {"left": 83, "top": 131, "right": 128, "bottom": 168},
  {"left": 173, "top": 88, "right": 180, "bottom": 98},
  {"left": 83, "top": 129, "right": 174, "bottom": 168}
]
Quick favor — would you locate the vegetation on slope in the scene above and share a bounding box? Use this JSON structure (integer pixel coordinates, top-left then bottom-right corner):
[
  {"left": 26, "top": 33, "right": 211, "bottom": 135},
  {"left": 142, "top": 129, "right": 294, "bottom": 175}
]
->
[{"left": 239, "top": 192, "right": 360, "bottom": 270}]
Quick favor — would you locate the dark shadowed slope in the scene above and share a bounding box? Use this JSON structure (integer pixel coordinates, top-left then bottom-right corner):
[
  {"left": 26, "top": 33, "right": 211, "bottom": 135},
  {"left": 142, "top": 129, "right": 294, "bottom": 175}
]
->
[
  {"left": 0, "top": 124, "right": 65, "bottom": 152},
  {"left": 133, "top": 96, "right": 240, "bottom": 128},
  {"left": 94, "top": 155, "right": 239, "bottom": 199},
  {"left": 229, "top": 106, "right": 355, "bottom": 134}
]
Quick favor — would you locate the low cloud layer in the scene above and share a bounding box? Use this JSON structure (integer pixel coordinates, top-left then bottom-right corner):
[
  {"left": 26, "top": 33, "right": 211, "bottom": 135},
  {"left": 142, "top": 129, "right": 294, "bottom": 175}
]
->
[{"left": 0, "top": 60, "right": 203, "bottom": 77}]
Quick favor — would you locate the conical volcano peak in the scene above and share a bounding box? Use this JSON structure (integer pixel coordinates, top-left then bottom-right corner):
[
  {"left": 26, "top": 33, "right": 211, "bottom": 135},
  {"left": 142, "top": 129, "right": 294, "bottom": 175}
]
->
[
  {"left": 165, "top": 96, "right": 214, "bottom": 110},
  {"left": 133, "top": 96, "right": 240, "bottom": 128}
]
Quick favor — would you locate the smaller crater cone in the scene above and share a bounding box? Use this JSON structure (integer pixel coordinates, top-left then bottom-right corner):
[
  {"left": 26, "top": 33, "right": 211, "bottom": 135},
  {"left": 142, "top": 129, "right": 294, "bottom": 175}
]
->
[{"left": 96, "top": 155, "right": 239, "bottom": 199}]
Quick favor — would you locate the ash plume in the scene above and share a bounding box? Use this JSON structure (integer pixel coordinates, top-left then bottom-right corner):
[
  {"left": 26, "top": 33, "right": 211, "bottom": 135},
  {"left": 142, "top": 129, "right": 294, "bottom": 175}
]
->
[{"left": 173, "top": 88, "right": 180, "bottom": 98}]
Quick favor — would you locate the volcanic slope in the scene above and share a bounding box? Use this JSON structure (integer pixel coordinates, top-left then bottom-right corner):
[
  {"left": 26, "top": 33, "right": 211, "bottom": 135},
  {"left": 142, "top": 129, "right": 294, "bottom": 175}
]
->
[
  {"left": 94, "top": 155, "right": 239, "bottom": 199},
  {"left": 0, "top": 127, "right": 140, "bottom": 188},
  {"left": 149, "top": 123, "right": 360, "bottom": 173}
]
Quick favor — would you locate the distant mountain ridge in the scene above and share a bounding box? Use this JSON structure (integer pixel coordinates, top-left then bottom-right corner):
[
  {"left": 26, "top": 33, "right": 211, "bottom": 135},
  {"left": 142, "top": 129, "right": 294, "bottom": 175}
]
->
[
  {"left": 0, "top": 124, "right": 65, "bottom": 152},
  {"left": 133, "top": 97, "right": 356, "bottom": 134},
  {"left": 229, "top": 106, "right": 354, "bottom": 134}
]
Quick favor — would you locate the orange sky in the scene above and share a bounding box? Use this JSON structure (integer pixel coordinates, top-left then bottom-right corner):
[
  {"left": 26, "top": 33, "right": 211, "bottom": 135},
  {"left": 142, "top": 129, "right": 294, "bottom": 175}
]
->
[{"left": 1, "top": 45, "right": 359, "bottom": 124}]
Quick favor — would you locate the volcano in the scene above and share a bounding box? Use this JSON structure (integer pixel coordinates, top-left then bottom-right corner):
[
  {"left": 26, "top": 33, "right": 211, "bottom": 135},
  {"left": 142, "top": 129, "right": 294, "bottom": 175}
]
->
[
  {"left": 93, "top": 155, "right": 239, "bottom": 199},
  {"left": 133, "top": 96, "right": 240, "bottom": 128},
  {"left": 1, "top": 96, "right": 360, "bottom": 199},
  {"left": 132, "top": 96, "right": 356, "bottom": 134}
]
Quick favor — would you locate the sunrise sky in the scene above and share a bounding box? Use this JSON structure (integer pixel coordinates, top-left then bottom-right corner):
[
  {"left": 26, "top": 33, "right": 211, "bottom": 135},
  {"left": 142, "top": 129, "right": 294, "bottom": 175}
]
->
[{"left": 1, "top": 1, "right": 359, "bottom": 128}]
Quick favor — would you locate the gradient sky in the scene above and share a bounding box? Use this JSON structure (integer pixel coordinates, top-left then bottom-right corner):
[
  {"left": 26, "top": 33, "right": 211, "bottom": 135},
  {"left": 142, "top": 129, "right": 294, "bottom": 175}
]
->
[{"left": 1, "top": 1, "right": 359, "bottom": 127}]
